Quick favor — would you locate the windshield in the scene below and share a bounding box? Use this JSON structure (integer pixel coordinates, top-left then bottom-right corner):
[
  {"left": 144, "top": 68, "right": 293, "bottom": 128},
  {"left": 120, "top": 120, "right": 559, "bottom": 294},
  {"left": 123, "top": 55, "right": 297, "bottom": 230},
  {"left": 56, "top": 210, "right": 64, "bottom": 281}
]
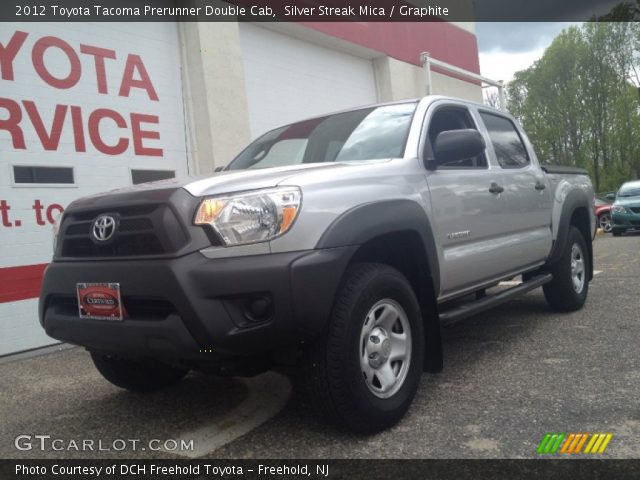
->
[
  {"left": 227, "top": 103, "right": 417, "bottom": 171},
  {"left": 618, "top": 185, "right": 640, "bottom": 198}
]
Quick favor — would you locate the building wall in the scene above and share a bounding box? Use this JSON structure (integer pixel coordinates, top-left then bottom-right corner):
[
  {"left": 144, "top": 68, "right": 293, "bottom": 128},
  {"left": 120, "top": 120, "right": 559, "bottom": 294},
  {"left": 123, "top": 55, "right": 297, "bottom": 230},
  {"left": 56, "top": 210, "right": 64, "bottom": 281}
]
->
[{"left": 182, "top": 21, "right": 483, "bottom": 173}]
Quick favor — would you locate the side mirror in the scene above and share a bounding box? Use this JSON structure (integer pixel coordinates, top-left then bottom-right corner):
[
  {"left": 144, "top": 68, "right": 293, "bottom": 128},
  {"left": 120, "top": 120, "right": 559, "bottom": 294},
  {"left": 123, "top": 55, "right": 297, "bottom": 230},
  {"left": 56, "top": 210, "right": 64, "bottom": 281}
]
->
[
  {"left": 606, "top": 193, "right": 616, "bottom": 201},
  {"left": 431, "top": 129, "right": 486, "bottom": 168},
  {"left": 214, "top": 166, "right": 225, "bottom": 172}
]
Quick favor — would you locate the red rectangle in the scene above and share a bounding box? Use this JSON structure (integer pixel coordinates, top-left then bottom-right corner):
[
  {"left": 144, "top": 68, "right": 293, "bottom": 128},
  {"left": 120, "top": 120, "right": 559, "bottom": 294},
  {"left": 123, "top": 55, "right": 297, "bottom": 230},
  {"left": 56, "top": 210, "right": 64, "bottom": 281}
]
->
[{"left": 77, "top": 283, "right": 124, "bottom": 321}]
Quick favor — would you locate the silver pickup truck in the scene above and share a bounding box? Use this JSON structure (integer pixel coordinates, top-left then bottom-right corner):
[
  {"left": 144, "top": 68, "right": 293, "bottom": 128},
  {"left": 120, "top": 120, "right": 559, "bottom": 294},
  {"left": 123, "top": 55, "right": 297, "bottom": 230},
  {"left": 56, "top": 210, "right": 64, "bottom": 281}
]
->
[{"left": 39, "top": 96, "right": 595, "bottom": 433}]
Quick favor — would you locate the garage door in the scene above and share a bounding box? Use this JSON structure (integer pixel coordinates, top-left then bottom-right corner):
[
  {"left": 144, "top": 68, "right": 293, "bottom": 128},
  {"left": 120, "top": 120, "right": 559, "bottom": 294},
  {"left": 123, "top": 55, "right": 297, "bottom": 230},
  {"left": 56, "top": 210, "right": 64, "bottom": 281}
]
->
[
  {"left": 239, "top": 23, "right": 378, "bottom": 138},
  {"left": 0, "top": 23, "right": 188, "bottom": 356}
]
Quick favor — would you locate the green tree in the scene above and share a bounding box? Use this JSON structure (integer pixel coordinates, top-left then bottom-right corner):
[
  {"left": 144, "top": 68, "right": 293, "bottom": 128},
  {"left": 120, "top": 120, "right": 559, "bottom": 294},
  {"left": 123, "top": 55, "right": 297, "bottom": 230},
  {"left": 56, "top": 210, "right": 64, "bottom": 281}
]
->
[{"left": 507, "top": 21, "right": 640, "bottom": 192}]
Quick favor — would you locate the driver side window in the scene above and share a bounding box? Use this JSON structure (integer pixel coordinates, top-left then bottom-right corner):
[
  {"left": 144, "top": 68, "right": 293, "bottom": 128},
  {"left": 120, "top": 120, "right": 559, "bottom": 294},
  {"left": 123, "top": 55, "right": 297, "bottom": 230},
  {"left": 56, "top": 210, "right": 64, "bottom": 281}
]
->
[{"left": 428, "top": 107, "right": 487, "bottom": 168}]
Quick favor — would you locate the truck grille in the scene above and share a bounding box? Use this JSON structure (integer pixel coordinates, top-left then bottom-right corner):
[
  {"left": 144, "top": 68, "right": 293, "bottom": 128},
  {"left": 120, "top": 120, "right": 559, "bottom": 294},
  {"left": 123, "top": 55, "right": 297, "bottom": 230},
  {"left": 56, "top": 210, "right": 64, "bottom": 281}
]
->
[
  {"left": 629, "top": 207, "right": 640, "bottom": 214},
  {"left": 59, "top": 204, "right": 188, "bottom": 259}
]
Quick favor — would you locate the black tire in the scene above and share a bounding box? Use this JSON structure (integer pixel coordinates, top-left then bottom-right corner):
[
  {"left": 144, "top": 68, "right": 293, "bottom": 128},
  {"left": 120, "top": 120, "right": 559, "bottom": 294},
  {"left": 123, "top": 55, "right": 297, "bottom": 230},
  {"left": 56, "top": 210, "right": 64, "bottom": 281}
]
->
[
  {"left": 304, "top": 263, "right": 424, "bottom": 434},
  {"left": 597, "top": 213, "right": 612, "bottom": 233},
  {"left": 612, "top": 228, "right": 623, "bottom": 237},
  {"left": 543, "top": 226, "right": 589, "bottom": 312},
  {"left": 90, "top": 352, "right": 188, "bottom": 392}
]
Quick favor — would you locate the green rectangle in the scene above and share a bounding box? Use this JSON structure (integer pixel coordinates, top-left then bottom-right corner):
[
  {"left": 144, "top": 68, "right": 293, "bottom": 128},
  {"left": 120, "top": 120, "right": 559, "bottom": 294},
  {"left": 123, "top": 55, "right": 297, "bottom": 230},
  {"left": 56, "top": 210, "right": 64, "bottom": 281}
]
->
[
  {"left": 537, "top": 434, "right": 552, "bottom": 454},
  {"left": 550, "top": 433, "right": 565, "bottom": 453}
]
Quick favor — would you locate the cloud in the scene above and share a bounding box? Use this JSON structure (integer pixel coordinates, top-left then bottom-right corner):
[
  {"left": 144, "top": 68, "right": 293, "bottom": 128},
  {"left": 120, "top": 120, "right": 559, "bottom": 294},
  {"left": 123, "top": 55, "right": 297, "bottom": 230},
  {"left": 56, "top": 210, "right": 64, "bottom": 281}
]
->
[
  {"left": 479, "top": 48, "right": 546, "bottom": 83},
  {"left": 473, "top": 0, "right": 620, "bottom": 21},
  {"left": 476, "top": 22, "right": 581, "bottom": 53}
]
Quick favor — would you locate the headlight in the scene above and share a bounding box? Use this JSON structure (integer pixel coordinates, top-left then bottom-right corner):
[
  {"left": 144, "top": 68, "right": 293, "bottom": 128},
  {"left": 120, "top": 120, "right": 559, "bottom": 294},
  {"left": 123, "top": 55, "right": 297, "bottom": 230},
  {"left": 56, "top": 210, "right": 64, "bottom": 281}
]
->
[
  {"left": 612, "top": 205, "right": 627, "bottom": 214},
  {"left": 194, "top": 187, "right": 302, "bottom": 246}
]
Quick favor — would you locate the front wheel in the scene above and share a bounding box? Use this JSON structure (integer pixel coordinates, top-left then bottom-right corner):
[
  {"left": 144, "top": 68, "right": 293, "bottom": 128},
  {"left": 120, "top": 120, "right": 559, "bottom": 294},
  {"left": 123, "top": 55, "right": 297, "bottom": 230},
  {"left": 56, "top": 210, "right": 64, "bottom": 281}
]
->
[
  {"left": 543, "top": 226, "right": 589, "bottom": 312},
  {"left": 305, "top": 263, "right": 424, "bottom": 434},
  {"left": 90, "top": 352, "right": 189, "bottom": 392},
  {"left": 598, "top": 212, "right": 612, "bottom": 233}
]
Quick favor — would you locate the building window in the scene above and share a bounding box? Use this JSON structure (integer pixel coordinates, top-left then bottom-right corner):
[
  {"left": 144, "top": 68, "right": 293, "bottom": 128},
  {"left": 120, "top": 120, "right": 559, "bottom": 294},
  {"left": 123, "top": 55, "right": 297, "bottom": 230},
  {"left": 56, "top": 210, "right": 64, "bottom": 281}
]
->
[
  {"left": 131, "top": 169, "right": 175, "bottom": 185},
  {"left": 13, "top": 166, "right": 74, "bottom": 184}
]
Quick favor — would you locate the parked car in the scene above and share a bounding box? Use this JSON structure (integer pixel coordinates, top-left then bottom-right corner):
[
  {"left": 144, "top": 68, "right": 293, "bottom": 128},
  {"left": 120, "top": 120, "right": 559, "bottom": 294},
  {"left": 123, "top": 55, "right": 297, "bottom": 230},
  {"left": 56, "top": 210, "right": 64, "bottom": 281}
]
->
[
  {"left": 594, "top": 197, "right": 613, "bottom": 232},
  {"left": 611, "top": 180, "right": 640, "bottom": 236},
  {"left": 38, "top": 96, "right": 595, "bottom": 433}
]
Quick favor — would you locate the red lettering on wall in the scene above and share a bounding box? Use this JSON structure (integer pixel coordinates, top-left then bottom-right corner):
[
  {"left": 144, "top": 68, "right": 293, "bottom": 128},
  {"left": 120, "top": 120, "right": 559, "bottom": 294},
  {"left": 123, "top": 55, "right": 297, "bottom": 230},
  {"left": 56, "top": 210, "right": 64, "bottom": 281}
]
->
[
  {"left": 80, "top": 44, "right": 116, "bottom": 95},
  {"left": 119, "top": 54, "right": 158, "bottom": 101},
  {"left": 0, "top": 97, "right": 26, "bottom": 149},
  {"left": 32, "top": 36, "right": 81, "bottom": 89},
  {"left": 131, "top": 113, "right": 162, "bottom": 157},
  {"left": 88, "top": 108, "right": 128, "bottom": 155},
  {"left": 32, "top": 200, "right": 46, "bottom": 226},
  {"left": 46, "top": 204, "right": 64, "bottom": 224},
  {"left": 23, "top": 101, "right": 67, "bottom": 151},
  {"left": 0, "top": 30, "right": 28, "bottom": 81},
  {"left": 0, "top": 200, "right": 12, "bottom": 227},
  {"left": 70, "top": 105, "right": 86, "bottom": 152}
]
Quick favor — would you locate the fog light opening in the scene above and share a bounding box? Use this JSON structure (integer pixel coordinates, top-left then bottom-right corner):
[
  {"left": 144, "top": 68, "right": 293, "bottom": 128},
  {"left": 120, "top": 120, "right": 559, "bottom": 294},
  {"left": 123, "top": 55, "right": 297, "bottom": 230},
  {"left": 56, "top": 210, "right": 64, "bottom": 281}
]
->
[{"left": 243, "top": 295, "right": 273, "bottom": 323}]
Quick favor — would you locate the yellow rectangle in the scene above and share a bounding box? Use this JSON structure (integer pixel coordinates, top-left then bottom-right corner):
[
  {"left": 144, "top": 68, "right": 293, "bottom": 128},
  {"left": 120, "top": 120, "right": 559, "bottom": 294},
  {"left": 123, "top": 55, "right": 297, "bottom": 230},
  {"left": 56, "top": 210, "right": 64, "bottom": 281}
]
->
[
  {"left": 597, "top": 434, "right": 613, "bottom": 453},
  {"left": 591, "top": 434, "right": 606, "bottom": 453},
  {"left": 584, "top": 433, "right": 598, "bottom": 453}
]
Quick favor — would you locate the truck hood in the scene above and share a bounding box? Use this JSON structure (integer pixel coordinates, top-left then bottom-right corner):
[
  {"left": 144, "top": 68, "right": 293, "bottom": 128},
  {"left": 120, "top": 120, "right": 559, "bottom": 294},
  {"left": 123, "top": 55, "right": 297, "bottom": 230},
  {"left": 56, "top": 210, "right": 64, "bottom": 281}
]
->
[
  {"left": 183, "top": 161, "right": 385, "bottom": 197},
  {"left": 67, "top": 161, "right": 387, "bottom": 209}
]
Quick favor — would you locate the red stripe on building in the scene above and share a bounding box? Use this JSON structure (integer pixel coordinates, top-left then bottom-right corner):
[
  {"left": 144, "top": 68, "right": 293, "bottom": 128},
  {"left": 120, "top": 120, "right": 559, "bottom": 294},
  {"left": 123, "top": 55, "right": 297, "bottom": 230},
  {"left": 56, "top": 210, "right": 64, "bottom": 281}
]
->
[
  {"left": 300, "top": 21, "right": 480, "bottom": 74},
  {"left": 0, "top": 264, "right": 48, "bottom": 303}
]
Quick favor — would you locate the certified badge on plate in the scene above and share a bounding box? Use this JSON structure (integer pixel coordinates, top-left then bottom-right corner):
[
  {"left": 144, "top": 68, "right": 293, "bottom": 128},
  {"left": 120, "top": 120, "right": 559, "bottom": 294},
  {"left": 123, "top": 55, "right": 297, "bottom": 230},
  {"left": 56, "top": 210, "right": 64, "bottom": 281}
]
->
[{"left": 77, "top": 283, "right": 124, "bottom": 321}]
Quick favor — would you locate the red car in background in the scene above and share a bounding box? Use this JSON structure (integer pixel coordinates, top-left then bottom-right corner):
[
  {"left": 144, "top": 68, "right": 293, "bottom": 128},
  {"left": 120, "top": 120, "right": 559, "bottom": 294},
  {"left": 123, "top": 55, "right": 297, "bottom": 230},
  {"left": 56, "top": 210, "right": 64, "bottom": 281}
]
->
[{"left": 594, "top": 197, "right": 613, "bottom": 233}]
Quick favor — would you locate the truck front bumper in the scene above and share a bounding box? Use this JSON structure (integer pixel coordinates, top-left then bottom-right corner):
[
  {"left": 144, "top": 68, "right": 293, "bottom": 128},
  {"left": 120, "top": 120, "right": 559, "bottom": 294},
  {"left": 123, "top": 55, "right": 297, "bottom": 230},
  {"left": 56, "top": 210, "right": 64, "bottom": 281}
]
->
[{"left": 39, "top": 247, "right": 355, "bottom": 359}]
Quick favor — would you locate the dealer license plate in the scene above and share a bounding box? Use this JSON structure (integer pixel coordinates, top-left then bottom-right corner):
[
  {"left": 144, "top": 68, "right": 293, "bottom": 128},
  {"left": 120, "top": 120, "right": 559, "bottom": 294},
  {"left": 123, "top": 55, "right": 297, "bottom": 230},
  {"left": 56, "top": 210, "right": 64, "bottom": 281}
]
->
[{"left": 77, "top": 283, "right": 124, "bottom": 321}]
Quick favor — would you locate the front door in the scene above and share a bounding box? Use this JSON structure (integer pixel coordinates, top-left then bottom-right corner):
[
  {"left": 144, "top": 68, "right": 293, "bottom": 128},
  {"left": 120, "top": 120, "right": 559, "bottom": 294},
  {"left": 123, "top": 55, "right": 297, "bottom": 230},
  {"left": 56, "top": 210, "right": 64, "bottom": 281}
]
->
[{"left": 424, "top": 103, "right": 513, "bottom": 299}]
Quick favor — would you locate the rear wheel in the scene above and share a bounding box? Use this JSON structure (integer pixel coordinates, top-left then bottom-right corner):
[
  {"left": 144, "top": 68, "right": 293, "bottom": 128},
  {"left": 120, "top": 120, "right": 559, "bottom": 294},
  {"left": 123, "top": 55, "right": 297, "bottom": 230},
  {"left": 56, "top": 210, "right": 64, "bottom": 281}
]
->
[
  {"left": 90, "top": 352, "right": 188, "bottom": 392},
  {"left": 598, "top": 212, "right": 612, "bottom": 233},
  {"left": 305, "top": 263, "right": 424, "bottom": 434},
  {"left": 543, "top": 226, "right": 589, "bottom": 312}
]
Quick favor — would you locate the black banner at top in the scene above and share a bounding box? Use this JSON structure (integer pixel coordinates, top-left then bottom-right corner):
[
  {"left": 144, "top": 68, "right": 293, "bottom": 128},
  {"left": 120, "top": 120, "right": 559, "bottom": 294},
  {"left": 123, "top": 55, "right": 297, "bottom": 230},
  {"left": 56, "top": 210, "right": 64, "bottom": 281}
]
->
[{"left": 0, "top": 0, "right": 637, "bottom": 22}]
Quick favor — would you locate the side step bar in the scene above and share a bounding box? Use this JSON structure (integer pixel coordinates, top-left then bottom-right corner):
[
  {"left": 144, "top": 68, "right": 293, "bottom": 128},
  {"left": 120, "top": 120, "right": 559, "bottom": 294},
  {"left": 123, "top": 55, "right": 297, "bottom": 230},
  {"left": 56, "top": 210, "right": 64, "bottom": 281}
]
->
[{"left": 438, "top": 274, "right": 553, "bottom": 327}]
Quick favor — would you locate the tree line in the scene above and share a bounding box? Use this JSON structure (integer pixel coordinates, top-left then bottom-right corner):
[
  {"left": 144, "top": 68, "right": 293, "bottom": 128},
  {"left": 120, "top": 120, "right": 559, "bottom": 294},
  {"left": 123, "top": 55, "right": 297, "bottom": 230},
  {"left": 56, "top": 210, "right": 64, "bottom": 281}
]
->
[{"left": 507, "top": 17, "right": 640, "bottom": 193}]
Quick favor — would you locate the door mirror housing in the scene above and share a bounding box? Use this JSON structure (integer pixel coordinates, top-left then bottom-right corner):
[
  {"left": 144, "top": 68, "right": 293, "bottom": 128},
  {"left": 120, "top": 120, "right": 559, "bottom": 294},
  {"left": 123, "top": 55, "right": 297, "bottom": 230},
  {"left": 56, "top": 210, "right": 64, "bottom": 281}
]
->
[
  {"left": 430, "top": 129, "right": 486, "bottom": 168},
  {"left": 605, "top": 193, "right": 616, "bottom": 201}
]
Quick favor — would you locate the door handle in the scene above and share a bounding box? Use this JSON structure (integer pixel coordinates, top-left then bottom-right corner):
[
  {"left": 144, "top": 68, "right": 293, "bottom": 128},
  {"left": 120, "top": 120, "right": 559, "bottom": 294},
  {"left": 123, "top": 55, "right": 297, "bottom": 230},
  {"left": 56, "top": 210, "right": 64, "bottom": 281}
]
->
[
  {"left": 535, "top": 182, "right": 546, "bottom": 191},
  {"left": 489, "top": 182, "right": 504, "bottom": 194}
]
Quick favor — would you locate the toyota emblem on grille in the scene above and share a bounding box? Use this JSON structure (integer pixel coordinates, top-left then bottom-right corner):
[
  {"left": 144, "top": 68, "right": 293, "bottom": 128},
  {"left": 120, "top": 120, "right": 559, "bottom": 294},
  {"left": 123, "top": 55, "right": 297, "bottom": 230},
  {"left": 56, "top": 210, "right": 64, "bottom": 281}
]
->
[{"left": 92, "top": 215, "right": 117, "bottom": 242}]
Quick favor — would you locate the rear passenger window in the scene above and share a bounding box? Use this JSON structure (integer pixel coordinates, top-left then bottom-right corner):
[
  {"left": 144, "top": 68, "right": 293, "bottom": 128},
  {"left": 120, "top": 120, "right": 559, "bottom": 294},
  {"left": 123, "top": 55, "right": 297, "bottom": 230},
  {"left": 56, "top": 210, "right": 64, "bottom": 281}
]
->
[{"left": 480, "top": 112, "right": 530, "bottom": 168}]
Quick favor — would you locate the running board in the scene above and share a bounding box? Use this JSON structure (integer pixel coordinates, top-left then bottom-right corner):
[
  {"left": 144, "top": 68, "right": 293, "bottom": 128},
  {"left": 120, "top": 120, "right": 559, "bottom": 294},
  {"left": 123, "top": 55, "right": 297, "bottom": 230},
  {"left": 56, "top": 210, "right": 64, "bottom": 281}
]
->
[{"left": 438, "top": 274, "right": 553, "bottom": 327}]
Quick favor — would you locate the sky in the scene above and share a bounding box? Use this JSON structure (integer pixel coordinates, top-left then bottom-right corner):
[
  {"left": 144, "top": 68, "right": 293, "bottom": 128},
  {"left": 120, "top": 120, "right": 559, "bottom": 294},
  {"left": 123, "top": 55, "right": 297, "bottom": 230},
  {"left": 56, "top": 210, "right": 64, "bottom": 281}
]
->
[{"left": 476, "top": 22, "right": 581, "bottom": 84}]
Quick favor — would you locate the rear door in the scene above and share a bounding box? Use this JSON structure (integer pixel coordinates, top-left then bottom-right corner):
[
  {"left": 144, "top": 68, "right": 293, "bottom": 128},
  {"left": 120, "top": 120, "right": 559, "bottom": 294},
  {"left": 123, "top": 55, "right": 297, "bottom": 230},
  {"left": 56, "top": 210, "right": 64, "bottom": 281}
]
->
[{"left": 476, "top": 110, "right": 552, "bottom": 273}]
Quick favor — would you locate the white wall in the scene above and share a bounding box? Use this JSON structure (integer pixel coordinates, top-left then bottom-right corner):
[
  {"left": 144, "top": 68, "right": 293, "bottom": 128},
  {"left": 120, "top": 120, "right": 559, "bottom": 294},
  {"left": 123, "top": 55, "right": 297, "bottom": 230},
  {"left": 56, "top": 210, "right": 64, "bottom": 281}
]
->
[
  {"left": 238, "top": 23, "right": 378, "bottom": 139},
  {"left": 374, "top": 56, "right": 483, "bottom": 103}
]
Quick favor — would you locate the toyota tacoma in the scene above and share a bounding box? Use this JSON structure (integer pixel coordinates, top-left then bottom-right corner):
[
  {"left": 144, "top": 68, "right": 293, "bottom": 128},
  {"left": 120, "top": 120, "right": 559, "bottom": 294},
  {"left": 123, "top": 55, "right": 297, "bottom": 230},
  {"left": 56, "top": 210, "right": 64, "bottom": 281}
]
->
[{"left": 39, "top": 96, "right": 595, "bottom": 433}]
